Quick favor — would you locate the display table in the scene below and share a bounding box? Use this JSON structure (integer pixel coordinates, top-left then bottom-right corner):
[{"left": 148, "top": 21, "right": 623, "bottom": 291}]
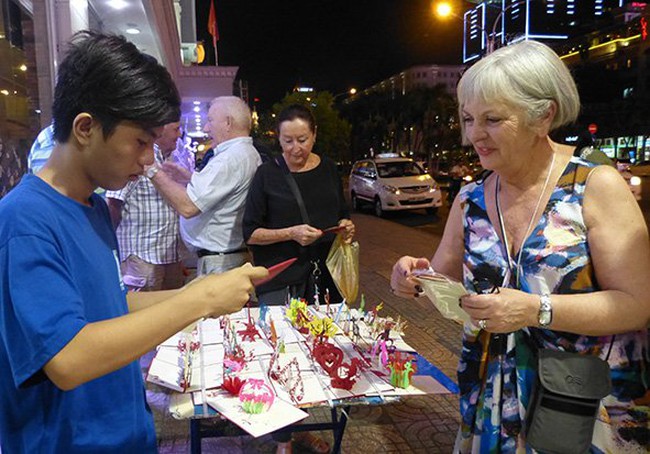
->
[{"left": 149, "top": 304, "right": 459, "bottom": 453}]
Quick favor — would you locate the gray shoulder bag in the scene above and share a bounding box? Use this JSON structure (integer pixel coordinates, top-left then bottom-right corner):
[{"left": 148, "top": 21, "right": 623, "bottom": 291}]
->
[{"left": 525, "top": 341, "right": 613, "bottom": 454}]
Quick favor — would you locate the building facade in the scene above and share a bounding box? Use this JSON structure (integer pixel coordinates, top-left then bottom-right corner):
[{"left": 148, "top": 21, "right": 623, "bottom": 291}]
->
[
  {"left": 359, "top": 64, "right": 466, "bottom": 99},
  {"left": 555, "top": 3, "right": 650, "bottom": 161},
  {"left": 0, "top": 0, "right": 238, "bottom": 197},
  {"left": 463, "top": 0, "right": 636, "bottom": 62}
]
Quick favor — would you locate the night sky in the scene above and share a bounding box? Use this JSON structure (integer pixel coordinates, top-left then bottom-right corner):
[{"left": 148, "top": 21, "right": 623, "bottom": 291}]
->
[{"left": 196, "top": 0, "right": 464, "bottom": 108}]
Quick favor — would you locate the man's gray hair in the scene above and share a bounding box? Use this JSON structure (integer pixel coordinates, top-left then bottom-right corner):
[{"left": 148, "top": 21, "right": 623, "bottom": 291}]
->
[
  {"left": 457, "top": 40, "right": 580, "bottom": 133},
  {"left": 210, "top": 96, "right": 252, "bottom": 133}
]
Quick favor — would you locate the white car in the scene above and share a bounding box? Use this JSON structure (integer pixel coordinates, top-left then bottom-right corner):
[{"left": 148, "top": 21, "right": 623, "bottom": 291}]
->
[{"left": 349, "top": 155, "right": 443, "bottom": 217}]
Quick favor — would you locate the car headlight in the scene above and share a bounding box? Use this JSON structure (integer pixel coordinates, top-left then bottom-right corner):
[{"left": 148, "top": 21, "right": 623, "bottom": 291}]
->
[
  {"left": 382, "top": 184, "right": 400, "bottom": 194},
  {"left": 630, "top": 176, "right": 641, "bottom": 187}
]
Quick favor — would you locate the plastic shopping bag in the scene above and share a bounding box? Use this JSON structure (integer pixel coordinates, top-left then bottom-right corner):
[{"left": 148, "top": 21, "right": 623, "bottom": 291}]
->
[{"left": 326, "top": 235, "right": 360, "bottom": 303}]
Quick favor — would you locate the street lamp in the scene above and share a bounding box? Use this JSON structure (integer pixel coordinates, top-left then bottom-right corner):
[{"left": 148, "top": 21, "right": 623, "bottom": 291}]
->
[
  {"left": 334, "top": 88, "right": 357, "bottom": 98},
  {"left": 433, "top": 1, "right": 492, "bottom": 56},
  {"left": 333, "top": 88, "right": 358, "bottom": 105},
  {"left": 486, "top": 1, "right": 528, "bottom": 54},
  {"left": 434, "top": 1, "right": 527, "bottom": 56},
  {"left": 434, "top": 2, "right": 452, "bottom": 19}
]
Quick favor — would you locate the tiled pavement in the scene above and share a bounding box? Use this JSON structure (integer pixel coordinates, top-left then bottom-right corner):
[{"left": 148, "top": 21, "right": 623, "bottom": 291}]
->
[{"left": 150, "top": 211, "right": 464, "bottom": 453}]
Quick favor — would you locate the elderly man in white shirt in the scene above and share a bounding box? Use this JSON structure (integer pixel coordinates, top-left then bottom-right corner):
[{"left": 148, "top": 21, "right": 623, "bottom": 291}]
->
[{"left": 151, "top": 96, "right": 261, "bottom": 275}]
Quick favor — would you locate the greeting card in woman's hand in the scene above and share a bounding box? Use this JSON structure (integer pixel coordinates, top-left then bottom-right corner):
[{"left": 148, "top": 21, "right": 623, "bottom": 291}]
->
[{"left": 412, "top": 269, "right": 470, "bottom": 324}]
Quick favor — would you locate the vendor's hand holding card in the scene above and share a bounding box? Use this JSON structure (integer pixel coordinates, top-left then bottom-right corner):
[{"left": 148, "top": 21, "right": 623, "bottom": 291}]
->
[{"left": 412, "top": 268, "right": 470, "bottom": 324}]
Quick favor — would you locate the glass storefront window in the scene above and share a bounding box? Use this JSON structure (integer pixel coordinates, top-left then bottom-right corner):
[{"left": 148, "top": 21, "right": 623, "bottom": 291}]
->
[{"left": 0, "top": 0, "right": 40, "bottom": 198}]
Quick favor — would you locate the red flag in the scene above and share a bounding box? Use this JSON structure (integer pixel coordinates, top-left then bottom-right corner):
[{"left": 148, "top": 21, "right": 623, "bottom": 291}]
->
[{"left": 207, "top": 0, "right": 219, "bottom": 46}]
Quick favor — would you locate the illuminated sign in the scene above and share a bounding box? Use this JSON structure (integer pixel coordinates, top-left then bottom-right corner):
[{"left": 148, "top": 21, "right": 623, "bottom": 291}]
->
[{"left": 642, "top": 17, "right": 648, "bottom": 41}]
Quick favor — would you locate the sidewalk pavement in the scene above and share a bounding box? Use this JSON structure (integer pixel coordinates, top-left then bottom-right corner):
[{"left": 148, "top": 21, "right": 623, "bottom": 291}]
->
[{"left": 150, "top": 212, "right": 463, "bottom": 453}]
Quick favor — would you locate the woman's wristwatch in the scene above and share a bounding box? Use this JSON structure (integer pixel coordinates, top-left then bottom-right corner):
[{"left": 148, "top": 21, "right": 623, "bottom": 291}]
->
[{"left": 538, "top": 294, "right": 553, "bottom": 328}]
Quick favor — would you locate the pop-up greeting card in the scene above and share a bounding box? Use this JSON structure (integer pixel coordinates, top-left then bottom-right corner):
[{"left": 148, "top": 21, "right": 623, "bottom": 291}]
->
[
  {"left": 205, "top": 389, "right": 308, "bottom": 438},
  {"left": 286, "top": 298, "right": 311, "bottom": 333},
  {"left": 239, "top": 379, "right": 275, "bottom": 414},
  {"left": 387, "top": 352, "right": 417, "bottom": 389}
]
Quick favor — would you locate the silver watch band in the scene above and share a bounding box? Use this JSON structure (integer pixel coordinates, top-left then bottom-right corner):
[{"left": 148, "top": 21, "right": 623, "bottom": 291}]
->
[{"left": 538, "top": 293, "right": 553, "bottom": 328}]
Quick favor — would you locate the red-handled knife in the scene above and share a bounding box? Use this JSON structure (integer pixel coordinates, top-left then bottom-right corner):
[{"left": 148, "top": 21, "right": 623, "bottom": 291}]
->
[
  {"left": 321, "top": 225, "right": 347, "bottom": 235},
  {"left": 253, "top": 257, "right": 298, "bottom": 287}
]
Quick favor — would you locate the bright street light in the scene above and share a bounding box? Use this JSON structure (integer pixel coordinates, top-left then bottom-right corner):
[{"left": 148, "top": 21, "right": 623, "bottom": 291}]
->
[
  {"left": 433, "top": 0, "right": 527, "bottom": 55},
  {"left": 333, "top": 88, "right": 358, "bottom": 102},
  {"left": 434, "top": 2, "right": 452, "bottom": 19}
]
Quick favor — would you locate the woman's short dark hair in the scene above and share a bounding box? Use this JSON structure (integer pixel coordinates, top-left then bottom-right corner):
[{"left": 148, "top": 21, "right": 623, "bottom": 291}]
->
[
  {"left": 52, "top": 31, "right": 181, "bottom": 143},
  {"left": 276, "top": 104, "right": 316, "bottom": 133}
]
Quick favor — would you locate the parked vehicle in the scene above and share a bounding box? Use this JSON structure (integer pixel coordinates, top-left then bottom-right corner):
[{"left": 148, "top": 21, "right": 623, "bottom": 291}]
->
[
  {"left": 630, "top": 160, "right": 650, "bottom": 178},
  {"left": 349, "top": 154, "right": 443, "bottom": 217},
  {"left": 430, "top": 164, "right": 451, "bottom": 189},
  {"left": 617, "top": 160, "right": 642, "bottom": 201}
]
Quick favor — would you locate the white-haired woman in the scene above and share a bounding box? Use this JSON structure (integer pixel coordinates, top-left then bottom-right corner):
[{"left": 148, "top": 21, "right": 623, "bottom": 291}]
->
[{"left": 391, "top": 40, "right": 650, "bottom": 452}]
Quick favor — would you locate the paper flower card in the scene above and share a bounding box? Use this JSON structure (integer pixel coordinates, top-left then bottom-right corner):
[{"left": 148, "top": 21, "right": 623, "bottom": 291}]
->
[{"left": 239, "top": 378, "right": 275, "bottom": 414}]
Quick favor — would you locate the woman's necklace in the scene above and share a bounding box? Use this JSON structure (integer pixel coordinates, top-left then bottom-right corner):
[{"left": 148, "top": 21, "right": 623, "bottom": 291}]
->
[{"left": 495, "top": 152, "right": 557, "bottom": 287}]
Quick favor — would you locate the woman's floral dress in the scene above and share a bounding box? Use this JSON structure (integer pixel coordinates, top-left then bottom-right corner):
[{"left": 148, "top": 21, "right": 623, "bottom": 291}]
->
[{"left": 454, "top": 157, "right": 649, "bottom": 453}]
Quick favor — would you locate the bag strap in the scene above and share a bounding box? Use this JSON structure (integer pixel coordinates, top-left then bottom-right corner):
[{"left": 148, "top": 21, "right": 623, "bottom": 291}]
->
[
  {"left": 604, "top": 335, "right": 615, "bottom": 361},
  {"left": 274, "top": 156, "right": 319, "bottom": 271},
  {"left": 275, "top": 156, "right": 310, "bottom": 224}
]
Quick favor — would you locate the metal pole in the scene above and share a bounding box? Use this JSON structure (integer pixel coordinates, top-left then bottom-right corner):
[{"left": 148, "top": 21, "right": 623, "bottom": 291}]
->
[{"left": 487, "top": 0, "right": 527, "bottom": 54}]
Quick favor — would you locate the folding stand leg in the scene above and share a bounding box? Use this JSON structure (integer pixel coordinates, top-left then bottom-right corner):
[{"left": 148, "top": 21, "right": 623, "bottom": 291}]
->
[
  {"left": 190, "top": 419, "right": 202, "bottom": 454},
  {"left": 331, "top": 406, "right": 350, "bottom": 454}
]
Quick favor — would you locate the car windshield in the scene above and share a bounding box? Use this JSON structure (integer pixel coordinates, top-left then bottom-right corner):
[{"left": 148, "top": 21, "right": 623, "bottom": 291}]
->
[{"left": 376, "top": 162, "right": 424, "bottom": 178}]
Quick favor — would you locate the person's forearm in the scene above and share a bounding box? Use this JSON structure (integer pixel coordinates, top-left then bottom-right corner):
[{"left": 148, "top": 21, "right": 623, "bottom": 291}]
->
[
  {"left": 127, "top": 289, "right": 180, "bottom": 312},
  {"left": 530, "top": 290, "right": 649, "bottom": 336},
  {"left": 150, "top": 171, "right": 200, "bottom": 218},
  {"left": 247, "top": 227, "right": 295, "bottom": 245},
  {"left": 44, "top": 290, "right": 211, "bottom": 390}
]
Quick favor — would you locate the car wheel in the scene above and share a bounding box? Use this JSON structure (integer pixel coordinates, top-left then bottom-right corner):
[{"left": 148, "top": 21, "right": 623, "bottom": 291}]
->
[
  {"left": 374, "top": 197, "right": 384, "bottom": 217},
  {"left": 351, "top": 192, "right": 360, "bottom": 211},
  {"left": 426, "top": 207, "right": 438, "bottom": 216}
]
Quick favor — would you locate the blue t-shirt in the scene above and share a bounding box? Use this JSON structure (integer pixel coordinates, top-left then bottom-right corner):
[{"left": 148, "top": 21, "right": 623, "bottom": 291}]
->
[{"left": 0, "top": 175, "right": 157, "bottom": 453}]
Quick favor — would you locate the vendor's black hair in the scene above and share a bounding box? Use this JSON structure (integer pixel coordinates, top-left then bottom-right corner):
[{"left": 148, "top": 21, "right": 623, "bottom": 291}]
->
[{"left": 52, "top": 30, "right": 180, "bottom": 143}]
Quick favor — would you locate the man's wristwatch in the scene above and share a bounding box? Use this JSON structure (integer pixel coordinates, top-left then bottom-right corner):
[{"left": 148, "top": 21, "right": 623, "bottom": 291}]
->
[
  {"left": 538, "top": 294, "right": 553, "bottom": 328},
  {"left": 145, "top": 165, "right": 160, "bottom": 179}
]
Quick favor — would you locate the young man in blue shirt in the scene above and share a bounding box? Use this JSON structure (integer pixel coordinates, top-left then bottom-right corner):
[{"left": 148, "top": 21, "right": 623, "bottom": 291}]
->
[{"left": 0, "top": 31, "right": 267, "bottom": 453}]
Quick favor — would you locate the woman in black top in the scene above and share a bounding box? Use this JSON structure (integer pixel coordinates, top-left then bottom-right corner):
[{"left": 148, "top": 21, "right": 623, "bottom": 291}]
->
[{"left": 243, "top": 104, "right": 355, "bottom": 306}]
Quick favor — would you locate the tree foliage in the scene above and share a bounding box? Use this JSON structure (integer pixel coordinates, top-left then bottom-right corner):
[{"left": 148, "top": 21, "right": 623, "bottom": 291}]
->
[
  {"left": 253, "top": 91, "right": 352, "bottom": 164},
  {"left": 341, "top": 85, "right": 460, "bottom": 163}
]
